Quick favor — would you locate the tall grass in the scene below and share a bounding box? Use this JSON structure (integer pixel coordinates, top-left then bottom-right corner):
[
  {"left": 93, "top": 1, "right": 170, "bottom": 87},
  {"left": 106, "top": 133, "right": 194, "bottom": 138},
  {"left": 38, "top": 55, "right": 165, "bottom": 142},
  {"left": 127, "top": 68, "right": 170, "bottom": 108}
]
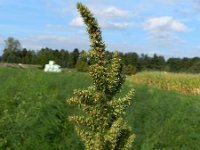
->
[
  {"left": 0, "top": 68, "right": 200, "bottom": 149},
  {"left": 0, "top": 68, "right": 90, "bottom": 149}
]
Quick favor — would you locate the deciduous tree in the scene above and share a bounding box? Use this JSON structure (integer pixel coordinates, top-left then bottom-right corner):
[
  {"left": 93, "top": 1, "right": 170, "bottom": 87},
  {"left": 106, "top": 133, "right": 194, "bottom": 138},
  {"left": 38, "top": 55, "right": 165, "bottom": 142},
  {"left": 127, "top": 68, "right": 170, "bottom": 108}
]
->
[{"left": 2, "top": 37, "right": 22, "bottom": 63}]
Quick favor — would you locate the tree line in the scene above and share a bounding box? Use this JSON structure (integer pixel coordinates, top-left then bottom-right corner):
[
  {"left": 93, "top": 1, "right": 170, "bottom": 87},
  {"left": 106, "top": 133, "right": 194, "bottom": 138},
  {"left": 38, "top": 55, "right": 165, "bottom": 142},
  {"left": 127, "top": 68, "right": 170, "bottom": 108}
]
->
[{"left": 1, "top": 37, "right": 200, "bottom": 74}]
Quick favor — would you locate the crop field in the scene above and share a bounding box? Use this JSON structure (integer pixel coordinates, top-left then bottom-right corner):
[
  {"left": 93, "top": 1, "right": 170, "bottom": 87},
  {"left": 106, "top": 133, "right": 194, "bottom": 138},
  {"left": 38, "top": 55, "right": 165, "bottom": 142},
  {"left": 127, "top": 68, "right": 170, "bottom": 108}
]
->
[
  {"left": 0, "top": 68, "right": 200, "bottom": 149},
  {"left": 128, "top": 71, "right": 200, "bottom": 95}
]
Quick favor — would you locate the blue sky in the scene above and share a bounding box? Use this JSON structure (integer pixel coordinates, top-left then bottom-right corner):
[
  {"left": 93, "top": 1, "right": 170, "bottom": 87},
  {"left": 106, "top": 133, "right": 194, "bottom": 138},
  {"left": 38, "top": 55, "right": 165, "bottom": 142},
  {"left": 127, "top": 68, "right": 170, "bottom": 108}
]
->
[{"left": 0, "top": 0, "right": 200, "bottom": 58}]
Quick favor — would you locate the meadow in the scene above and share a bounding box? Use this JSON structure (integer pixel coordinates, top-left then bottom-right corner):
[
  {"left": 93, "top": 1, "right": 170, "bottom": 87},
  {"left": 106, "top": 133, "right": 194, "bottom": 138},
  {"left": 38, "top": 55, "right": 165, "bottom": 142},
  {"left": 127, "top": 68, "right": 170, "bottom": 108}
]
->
[{"left": 0, "top": 67, "right": 200, "bottom": 149}]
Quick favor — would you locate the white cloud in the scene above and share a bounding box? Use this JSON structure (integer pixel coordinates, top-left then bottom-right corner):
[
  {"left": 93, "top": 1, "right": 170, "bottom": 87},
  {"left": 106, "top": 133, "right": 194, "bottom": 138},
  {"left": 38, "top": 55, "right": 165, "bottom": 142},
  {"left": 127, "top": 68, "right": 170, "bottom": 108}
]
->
[
  {"left": 193, "top": 0, "right": 200, "bottom": 10},
  {"left": 21, "top": 35, "right": 89, "bottom": 50},
  {"left": 144, "top": 16, "right": 190, "bottom": 47},
  {"left": 57, "top": 6, "right": 69, "bottom": 13},
  {"left": 101, "top": 6, "right": 130, "bottom": 18},
  {"left": 144, "top": 16, "right": 190, "bottom": 32},
  {"left": 88, "top": 5, "right": 134, "bottom": 19},
  {"left": 70, "top": 17, "right": 85, "bottom": 27},
  {"left": 69, "top": 5, "right": 138, "bottom": 30},
  {"left": 46, "top": 24, "right": 65, "bottom": 29},
  {"left": 104, "top": 22, "right": 138, "bottom": 29},
  {"left": 70, "top": 16, "right": 137, "bottom": 30}
]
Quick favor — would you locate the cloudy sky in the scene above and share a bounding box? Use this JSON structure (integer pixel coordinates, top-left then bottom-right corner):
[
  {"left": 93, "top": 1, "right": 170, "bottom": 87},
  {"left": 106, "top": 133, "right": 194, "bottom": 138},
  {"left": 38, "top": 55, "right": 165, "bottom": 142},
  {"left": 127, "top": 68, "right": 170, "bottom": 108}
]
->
[{"left": 0, "top": 0, "right": 200, "bottom": 58}]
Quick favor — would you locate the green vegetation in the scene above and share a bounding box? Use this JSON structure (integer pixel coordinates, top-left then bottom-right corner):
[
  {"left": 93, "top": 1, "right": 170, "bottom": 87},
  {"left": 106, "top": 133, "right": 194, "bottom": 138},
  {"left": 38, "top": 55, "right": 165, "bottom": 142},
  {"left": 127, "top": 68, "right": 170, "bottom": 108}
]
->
[
  {"left": 1, "top": 37, "right": 200, "bottom": 74},
  {"left": 67, "top": 3, "right": 135, "bottom": 150},
  {"left": 123, "top": 65, "right": 137, "bottom": 75},
  {"left": 75, "top": 60, "right": 88, "bottom": 72},
  {"left": 0, "top": 68, "right": 89, "bottom": 149},
  {"left": 128, "top": 71, "right": 200, "bottom": 95},
  {"left": 2, "top": 37, "right": 22, "bottom": 63},
  {"left": 0, "top": 68, "right": 200, "bottom": 149}
]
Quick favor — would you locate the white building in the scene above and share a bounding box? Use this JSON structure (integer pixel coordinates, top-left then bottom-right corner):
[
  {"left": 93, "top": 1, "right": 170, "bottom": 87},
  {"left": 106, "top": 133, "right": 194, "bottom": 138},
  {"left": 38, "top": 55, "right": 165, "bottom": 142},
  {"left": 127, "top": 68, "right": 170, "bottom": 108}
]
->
[{"left": 44, "top": 60, "right": 61, "bottom": 72}]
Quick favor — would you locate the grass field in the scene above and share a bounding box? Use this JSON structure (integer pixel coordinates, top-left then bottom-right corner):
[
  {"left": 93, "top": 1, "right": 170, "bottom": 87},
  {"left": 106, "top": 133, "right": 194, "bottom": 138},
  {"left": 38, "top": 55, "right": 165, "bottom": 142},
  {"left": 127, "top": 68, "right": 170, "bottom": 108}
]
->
[
  {"left": 0, "top": 68, "right": 200, "bottom": 149},
  {"left": 128, "top": 71, "right": 200, "bottom": 95}
]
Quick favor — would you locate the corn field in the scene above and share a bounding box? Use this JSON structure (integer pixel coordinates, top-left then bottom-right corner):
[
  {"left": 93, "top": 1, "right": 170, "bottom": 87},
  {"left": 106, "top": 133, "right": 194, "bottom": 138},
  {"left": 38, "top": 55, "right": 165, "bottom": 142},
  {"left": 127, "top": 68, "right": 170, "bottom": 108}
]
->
[{"left": 128, "top": 71, "right": 200, "bottom": 95}]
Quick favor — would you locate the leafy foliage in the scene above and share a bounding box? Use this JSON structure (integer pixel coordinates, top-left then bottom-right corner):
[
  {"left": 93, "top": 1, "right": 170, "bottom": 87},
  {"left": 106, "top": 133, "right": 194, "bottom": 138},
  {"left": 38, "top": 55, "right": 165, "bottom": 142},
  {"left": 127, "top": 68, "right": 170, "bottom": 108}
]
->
[
  {"left": 67, "top": 3, "right": 135, "bottom": 150},
  {"left": 1, "top": 37, "right": 200, "bottom": 74},
  {"left": 187, "top": 61, "right": 200, "bottom": 73},
  {"left": 2, "top": 37, "right": 22, "bottom": 63},
  {"left": 123, "top": 65, "right": 137, "bottom": 75},
  {"left": 75, "top": 60, "right": 88, "bottom": 72}
]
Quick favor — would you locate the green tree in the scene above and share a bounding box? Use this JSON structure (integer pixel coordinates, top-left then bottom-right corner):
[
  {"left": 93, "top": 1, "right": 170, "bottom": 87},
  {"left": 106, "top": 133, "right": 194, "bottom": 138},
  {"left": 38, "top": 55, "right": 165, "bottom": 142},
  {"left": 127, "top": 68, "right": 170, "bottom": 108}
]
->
[
  {"left": 75, "top": 50, "right": 89, "bottom": 72},
  {"left": 30, "top": 50, "right": 38, "bottom": 64},
  {"left": 123, "top": 52, "right": 138, "bottom": 66},
  {"left": 37, "top": 47, "right": 56, "bottom": 67},
  {"left": 68, "top": 48, "right": 80, "bottom": 68},
  {"left": 149, "top": 54, "right": 165, "bottom": 71},
  {"left": 75, "top": 60, "right": 88, "bottom": 72},
  {"left": 4, "top": 37, "right": 22, "bottom": 52},
  {"left": 2, "top": 37, "right": 22, "bottom": 63},
  {"left": 180, "top": 57, "right": 192, "bottom": 72},
  {"left": 123, "top": 65, "right": 137, "bottom": 75},
  {"left": 137, "top": 54, "right": 151, "bottom": 71},
  {"left": 167, "top": 58, "right": 182, "bottom": 72},
  {"left": 67, "top": 3, "right": 135, "bottom": 150},
  {"left": 187, "top": 62, "right": 200, "bottom": 73},
  {"left": 59, "top": 49, "right": 69, "bottom": 68}
]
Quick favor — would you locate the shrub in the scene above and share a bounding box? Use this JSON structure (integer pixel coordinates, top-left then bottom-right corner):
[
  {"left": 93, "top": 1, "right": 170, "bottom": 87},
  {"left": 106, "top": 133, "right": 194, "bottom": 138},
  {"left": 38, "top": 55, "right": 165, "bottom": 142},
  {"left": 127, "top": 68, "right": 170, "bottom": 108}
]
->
[
  {"left": 124, "top": 65, "right": 137, "bottom": 75},
  {"left": 75, "top": 60, "right": 88, "bottom": 72}
]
